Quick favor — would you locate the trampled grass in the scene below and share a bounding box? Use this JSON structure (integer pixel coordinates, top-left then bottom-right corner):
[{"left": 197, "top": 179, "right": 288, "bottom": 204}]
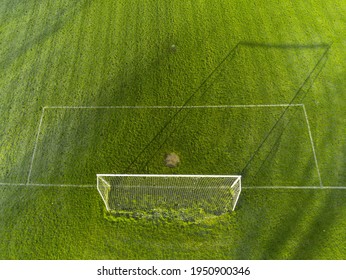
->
[{"left": 0, "top": 0, "right": 345, "bottom": 259}]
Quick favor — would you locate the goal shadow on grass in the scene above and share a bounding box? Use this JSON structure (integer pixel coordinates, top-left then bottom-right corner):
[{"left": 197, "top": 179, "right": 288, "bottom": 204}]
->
[
  {"left": 240, "top": 42, "right": 331, "bottom": 186},
  {"left": 124, "top": 41, "right": 331, "bottom": 187}
]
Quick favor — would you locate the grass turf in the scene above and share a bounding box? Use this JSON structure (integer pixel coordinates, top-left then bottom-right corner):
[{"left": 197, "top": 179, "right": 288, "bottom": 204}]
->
[
  {"left": 0, "top": 186, "right": 345, "bottom": 259},
  {"left": 0, "top": 0, "right": 345, "bottom": 259}
]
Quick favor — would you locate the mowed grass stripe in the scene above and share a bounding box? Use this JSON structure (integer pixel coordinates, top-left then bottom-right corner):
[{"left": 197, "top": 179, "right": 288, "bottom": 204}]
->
[{"left": 0, "top": 0, "right": 345, "bottom": 260}]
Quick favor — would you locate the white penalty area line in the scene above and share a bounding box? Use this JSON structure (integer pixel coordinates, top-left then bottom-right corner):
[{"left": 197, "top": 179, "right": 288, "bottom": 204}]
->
[
  {"left": 25, "top": 103, "right": 322, "bottom": 188},
  {"left": 26, "top": 103, "right": 303, "bottom": 184},
  {"left": 43, "top": 104, "right": 304, "bottom": 109}
]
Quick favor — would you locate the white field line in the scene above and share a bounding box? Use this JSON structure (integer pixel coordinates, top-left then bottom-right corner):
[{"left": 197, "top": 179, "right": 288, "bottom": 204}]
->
[
  {"left": 26, "top": 107, "right": 45, "bottom": 185},
  {"left": 0, "top": 182, "right": 345, "bottom": 189},
  {"left": 24, "top": 103, "right": 324, "bottom": 188},
  {"left": 0, "top": 182, "right": 94, "bottom": 188},
  {"left": 302, "top": 104, "right": 323, "bottom": 187},
  {"left": 244, "top": 186, "right": 346, "bottom": 189},
  {"left": 44, "top": 104, "right": 304, "bottom": 109}
]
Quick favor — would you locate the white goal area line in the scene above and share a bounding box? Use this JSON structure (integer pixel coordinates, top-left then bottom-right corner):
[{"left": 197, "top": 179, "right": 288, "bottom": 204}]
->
[{"left": 24, "top": 103, "right": 323, "bottom": 188}]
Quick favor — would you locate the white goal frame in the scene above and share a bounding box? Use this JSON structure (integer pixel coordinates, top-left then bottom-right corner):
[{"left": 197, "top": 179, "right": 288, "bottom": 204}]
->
[{"left": 97, "top": 174, "right": 241, "bottom": 214}]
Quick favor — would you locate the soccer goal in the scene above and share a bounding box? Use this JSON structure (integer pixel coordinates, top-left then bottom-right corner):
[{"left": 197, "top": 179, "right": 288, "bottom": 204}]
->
[{"left": 97, "top": 174, "right": 241, "bottom": 216}]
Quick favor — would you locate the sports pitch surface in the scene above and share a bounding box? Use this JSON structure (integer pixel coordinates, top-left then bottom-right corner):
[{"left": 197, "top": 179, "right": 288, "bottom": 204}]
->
[{"left": 0, "top": 0, "right": 345, "bottom": 259}]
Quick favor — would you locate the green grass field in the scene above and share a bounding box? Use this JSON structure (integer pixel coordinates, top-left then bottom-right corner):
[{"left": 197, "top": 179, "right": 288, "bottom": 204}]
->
[{"left": 0, "top": 0, "right": 345, "bottom": 259}]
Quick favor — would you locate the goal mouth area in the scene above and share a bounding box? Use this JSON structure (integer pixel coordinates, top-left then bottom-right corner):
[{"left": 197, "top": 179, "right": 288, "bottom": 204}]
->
[{"left": 96, "top": 174, "right": 241, "bottom": 220}]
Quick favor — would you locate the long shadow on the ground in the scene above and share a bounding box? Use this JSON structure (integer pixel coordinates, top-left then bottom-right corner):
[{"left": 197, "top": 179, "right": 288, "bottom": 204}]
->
[
  {"left": 124, "top": 41, "right": 332, "bottom": 176},
  {"left": 239, "top": 42, "right": 331, "bottom": 183}
]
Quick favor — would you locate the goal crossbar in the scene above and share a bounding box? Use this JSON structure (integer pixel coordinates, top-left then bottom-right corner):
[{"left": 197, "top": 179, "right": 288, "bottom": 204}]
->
[{"left": 97, "top": 174, "right": 242, "bottom": 178}]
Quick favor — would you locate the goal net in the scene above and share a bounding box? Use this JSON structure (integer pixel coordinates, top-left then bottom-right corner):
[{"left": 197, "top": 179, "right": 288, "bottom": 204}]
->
[{"left": 97, "top": 174, "right": 241, "bottom": 216}]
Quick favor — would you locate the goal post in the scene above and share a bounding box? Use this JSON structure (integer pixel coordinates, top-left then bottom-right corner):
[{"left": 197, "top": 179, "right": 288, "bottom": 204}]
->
[
  {"left": 97, "top": 176, "right": 112, "bottom": 211},
  {"left": 97, "top": 174, "right": 241, "bottom": 216}
]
